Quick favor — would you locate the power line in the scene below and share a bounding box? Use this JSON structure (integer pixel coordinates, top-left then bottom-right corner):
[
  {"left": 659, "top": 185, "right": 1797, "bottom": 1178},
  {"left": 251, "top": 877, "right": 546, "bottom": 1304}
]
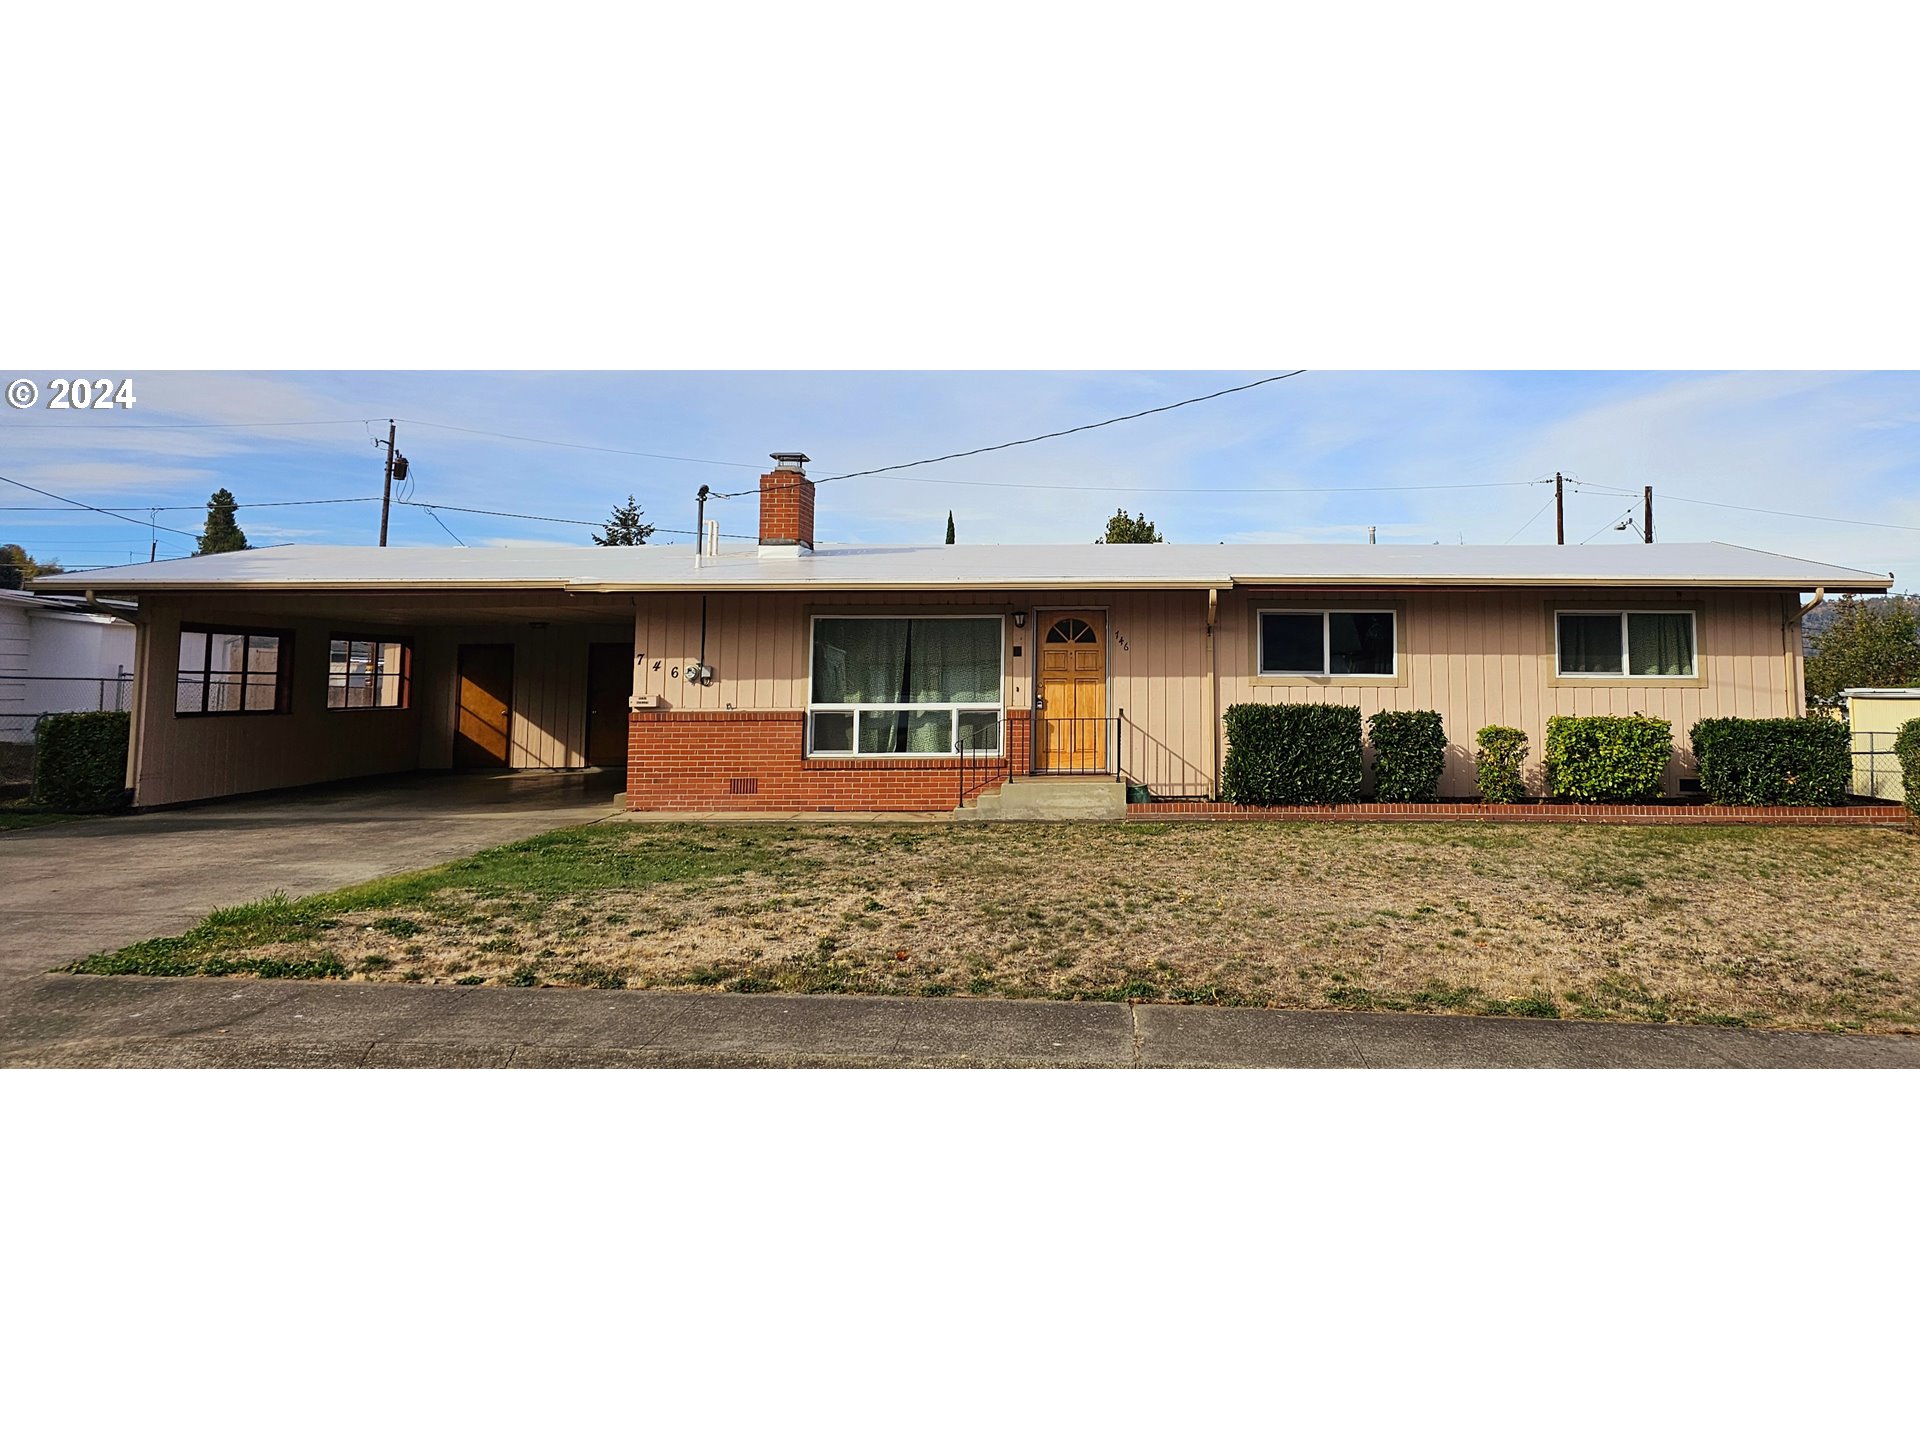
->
[
  {"left": 0, "top": 473, "right": 201, "bottom": 538},
  {"left": 7, "top": 408, "right": 762, "bottom": 471},
  {"left": 392, "top": 498, "right": 754, "bottom": 539},
  {"left": 0, "top": 417, "right": 378, "bottom": 430},
  {"left": 414, "top": 505, "right": 467, "bottom": 546},
  {"left": 1570, "top": 481, "right": 1920, "bottom": 535},
  {"left": 392, "top": 419, "right": 759, "bottom": 469},
  {"left": 809, "top": 371, "right": 1310, "bottom": 485},
  {"left": 1577, "top": 507, "right": 1637, "bottom": 545},
  {"left": 1502, "top": 494, "right": 1557, "bottom": 544},
  {"left": 812, "top": 473, "right": 1545, "bottom": 496}
]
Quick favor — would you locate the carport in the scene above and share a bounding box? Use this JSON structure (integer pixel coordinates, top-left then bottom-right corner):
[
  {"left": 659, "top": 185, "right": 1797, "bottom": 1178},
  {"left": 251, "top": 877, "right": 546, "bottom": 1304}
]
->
[{"left": 119, "top": 585, "right": 637, "bottom": 808}]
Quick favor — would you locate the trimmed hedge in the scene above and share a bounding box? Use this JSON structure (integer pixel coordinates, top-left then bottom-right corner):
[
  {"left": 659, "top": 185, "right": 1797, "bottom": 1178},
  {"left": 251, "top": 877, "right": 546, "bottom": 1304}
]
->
[
  {"left": 1221, "top": 703, "right": 1363, "bottom": 805},
  {"left": 1896, "top": 717, "right": 1920, "bottom": 819},
  {"left": 1689, "top": 716, "right": 1851, "bottom": 806},
  {"left": 1474, "top": 725, "right": 1529, "bottom": 804},
  {"left": 1367, "top": 709, "right": 1446, "bottom": 802},
  {"left": 31, "top": 711, "right": 131, "bottom": 811},
  {"left": 1543, "top": 714, "right": 1672, "bottom": 803}
]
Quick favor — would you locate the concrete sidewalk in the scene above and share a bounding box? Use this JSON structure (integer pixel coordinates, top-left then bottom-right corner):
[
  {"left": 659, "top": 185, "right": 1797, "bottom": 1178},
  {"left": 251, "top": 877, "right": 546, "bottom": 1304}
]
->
[{"left": 3, "top": 974, "right": 1915, "bottom": 1068}]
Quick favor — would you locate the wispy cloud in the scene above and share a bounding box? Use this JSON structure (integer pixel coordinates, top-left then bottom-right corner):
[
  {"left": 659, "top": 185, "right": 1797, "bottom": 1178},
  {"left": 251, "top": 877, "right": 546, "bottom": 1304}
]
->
[{"left": 2, "top": 371, "right": 1914, "bottom": 584}]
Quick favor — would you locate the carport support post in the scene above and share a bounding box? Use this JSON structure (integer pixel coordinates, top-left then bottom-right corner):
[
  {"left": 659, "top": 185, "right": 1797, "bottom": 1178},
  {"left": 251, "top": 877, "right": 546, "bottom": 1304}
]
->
[{"left": 379, "top": 419, "right": 396, "bottom": 546}]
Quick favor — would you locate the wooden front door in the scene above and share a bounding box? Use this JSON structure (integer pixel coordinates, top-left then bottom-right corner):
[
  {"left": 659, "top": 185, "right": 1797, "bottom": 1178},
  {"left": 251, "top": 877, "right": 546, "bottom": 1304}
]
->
[
  {"left": 455, "top": 643, "right": 514, "bottom": 769},
  {"left": 1037, "top": 611, "right": 1107, "bottom": 772},
  {"left": 584, "top": 642, "right": 632, "bottom": 769}
]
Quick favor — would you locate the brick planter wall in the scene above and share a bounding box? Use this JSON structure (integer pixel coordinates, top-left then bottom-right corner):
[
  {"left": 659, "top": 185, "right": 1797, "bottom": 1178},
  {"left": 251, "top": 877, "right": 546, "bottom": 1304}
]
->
[
  {"left": 627, "top": 709, "right": 1031, "bottom": 812},
  {"left": 1129, "top": 800, "right": 1913, "bottom": 827}
]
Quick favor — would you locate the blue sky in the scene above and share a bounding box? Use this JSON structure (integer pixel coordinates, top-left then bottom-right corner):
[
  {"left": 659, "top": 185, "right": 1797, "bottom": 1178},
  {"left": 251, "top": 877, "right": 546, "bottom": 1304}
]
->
[{"left": 2, "top": 371, "right": 1915, "bottom": 585}]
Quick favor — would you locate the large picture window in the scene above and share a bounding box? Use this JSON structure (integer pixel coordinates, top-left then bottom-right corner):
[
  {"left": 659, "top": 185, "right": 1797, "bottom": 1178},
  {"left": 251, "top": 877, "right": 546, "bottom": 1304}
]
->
[
  {"left": 1258, "top": 610, "right": 1396, "bottom": 677},
  {"left": 1556, "top": 611, "right": 1697, "bottom": 678},
  {"left": 176, "top": 626, "right": 292, "bottom": 715},
  {"left": 328, "top": 637, "right": 410, "bottom": 710},
  {"left": 808, "top": 616, "right": 1003, "bottom": 756}
]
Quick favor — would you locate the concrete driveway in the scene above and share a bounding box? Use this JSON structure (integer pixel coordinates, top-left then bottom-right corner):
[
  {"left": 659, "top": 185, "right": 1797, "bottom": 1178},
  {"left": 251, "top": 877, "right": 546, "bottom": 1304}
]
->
[{"left": 0, "top": 772, "right": 621, "bottom": 977}]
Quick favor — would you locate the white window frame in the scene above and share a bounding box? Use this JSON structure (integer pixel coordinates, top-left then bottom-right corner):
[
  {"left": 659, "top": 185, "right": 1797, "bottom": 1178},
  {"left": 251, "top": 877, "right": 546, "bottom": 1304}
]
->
[
  {"left": 1554, "top": 609, "right": 1699, "bottom": 679},
  {"left": 806, "top": 614, "right": 1006, "bottom": 758},
  {"left": 1256, "top": 608, "right": 1399, "bottom": 679}
]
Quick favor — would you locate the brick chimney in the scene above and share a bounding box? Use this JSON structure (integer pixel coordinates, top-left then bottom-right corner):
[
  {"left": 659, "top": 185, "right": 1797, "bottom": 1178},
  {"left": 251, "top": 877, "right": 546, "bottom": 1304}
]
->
[{"left": 758, "top": 452, "right": 815, "bottom": 555}]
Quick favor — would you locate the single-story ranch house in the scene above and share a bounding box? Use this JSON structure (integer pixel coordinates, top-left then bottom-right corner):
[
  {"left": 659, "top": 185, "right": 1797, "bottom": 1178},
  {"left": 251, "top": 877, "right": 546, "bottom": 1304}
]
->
[{"left": 34, "top": 455, "right": 1894, "bottom": 813}]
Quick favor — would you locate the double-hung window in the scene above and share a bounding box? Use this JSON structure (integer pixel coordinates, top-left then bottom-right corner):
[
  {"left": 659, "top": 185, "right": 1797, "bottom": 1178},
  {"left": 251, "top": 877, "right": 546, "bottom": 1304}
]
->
[
  {"left": 1258, "top": 610, "right": 1396, "bottom": 677},
  {"left": 1556, "top": 611, "right": 1697, "bottom": 678},
  {"left": 808, "top": 616, "right": 1003, "bottom": 756},
  {"left": 328, "top": 637, "right": 410, "bottom": 710},
  {"left": 176, "top": 625, "right": 292, "bottom": 715}
]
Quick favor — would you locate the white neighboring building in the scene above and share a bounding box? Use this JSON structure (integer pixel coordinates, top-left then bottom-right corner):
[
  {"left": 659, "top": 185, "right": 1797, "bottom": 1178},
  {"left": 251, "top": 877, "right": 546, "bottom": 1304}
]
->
[{"left": 0, "top": 590, "right": 137, "bottom": 732}]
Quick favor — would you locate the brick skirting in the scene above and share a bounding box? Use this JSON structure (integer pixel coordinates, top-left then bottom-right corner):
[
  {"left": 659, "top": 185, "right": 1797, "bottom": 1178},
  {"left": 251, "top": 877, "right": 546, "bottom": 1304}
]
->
[
  {"left": 1130, "top": 801, "right": 1914, "bottom": 826},
  {"left": 627, "top": 709, "right": 1031, "bottom": 812}
]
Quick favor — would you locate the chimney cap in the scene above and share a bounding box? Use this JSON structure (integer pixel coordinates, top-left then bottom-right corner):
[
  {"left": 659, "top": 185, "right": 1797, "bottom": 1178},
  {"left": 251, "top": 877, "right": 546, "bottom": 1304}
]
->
[{"left": 768, "top": 452, "right": 810, "bottom": 472}]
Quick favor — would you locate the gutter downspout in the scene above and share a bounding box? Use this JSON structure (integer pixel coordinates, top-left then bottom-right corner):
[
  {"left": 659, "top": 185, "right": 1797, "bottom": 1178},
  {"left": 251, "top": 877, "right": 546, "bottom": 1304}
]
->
[
  {"left": 1787, "top": 586, "right": 1824, "bottom": 715},
  {"left": 1205, "top": 588, "right": 1219, "bottom": 799},
  {"left": 123, "top": 609, "right": 148, "bottom": 800}
]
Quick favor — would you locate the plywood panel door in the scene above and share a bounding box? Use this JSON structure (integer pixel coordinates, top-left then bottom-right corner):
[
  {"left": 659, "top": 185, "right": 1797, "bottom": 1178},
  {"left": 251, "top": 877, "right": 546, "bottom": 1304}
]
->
[
  {"left": 1038, "top": 611, "right": 1107, "bottom": 771},
  {"left": 455, "top": 643, "right": 514, "bottom": 769},
  {"left": 584, "top": 642, "right": 632, "bottom": 769}
]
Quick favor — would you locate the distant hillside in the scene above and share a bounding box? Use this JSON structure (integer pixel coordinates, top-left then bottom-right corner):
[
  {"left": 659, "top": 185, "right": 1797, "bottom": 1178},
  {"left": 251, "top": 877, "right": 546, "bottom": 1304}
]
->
[{"left": 1801, "top": 594, "right": 1917, "bottom": 651}]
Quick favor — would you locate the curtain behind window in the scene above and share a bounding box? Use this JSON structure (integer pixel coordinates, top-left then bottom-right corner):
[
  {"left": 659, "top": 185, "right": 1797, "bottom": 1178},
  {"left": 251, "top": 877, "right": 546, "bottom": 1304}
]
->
[
  {"left": 1558, "top": 614, "right": 1624, "bottom": 674},
  {"left": 812, "top": 618, "right": 1000, "bottom": 705},
  {"left": 1628, "top": 613, "right": 1695, "bottom": 676}
]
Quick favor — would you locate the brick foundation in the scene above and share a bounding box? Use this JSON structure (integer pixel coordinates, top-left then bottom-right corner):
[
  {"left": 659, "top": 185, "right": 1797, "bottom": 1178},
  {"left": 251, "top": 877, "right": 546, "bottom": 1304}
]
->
[
  {"left": 1129, "top": 800, "right": 1913, "bottom": 827},
  {"left": 627, "top": 709, "right": 1031, "bottom": 812}
]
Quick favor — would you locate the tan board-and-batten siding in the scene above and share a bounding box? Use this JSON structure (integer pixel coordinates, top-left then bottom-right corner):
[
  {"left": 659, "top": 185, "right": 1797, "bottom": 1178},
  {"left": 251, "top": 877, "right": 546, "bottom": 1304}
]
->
[{"left": 628, "top": 585, "right": 1804, "bottom": 798}]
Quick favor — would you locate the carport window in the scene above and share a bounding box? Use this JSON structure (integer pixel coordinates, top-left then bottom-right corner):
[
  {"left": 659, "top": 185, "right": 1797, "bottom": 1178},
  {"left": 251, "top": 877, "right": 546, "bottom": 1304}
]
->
[
  {"left": 328, "top": 637, "right": 410, "bottom": 710},
  {"left": 176, "top": 625, "right": 293, "bottom": 715}
]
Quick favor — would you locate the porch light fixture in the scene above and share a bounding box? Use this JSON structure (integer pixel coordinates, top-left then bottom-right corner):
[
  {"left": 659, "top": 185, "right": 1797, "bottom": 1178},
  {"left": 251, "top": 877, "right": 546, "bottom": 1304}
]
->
[{"left": 1012, "top": 610, "right": 1027, "bottom": 629}]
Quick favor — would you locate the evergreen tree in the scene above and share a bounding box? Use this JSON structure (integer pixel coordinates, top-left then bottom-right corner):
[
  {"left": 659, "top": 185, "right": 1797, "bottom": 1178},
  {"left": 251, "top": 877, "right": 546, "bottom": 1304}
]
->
[
  {"left": 945, "top": 511, "right": 956, "bottom": 545},
  {"left": 196, "top": 489, "right": 249, "bottom": 554},
  {"left": 593, "top": 495, "right": 656, "bottom": 546},
  {"left": 1805, "top": 594, "right": 1920, "bottom": 713},
  {"left": 1097, "top": 508, "right": 1164, "bottom": 544},
  {"left": 0, "top": 543, "right": 62, "bottom": 587}
]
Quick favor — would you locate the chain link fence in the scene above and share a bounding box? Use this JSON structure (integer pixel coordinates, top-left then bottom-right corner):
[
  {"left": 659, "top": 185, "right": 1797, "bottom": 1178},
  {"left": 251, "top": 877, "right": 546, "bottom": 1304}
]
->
[
  {"left": 0, "top": 673, "right": 135, "bottom": 782},
  {"left": 1850, "top": 730, "right": 1905, "bottom": 802}
]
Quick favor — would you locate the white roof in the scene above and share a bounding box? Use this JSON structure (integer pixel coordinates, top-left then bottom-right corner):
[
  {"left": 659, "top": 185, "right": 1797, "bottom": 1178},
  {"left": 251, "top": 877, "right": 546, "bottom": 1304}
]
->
[
  {"left": 32, "top": 541, "right": 1893, "bottom": 594},
  {"left": 0, "top": 588, "right": 134, "bottom": 621}
]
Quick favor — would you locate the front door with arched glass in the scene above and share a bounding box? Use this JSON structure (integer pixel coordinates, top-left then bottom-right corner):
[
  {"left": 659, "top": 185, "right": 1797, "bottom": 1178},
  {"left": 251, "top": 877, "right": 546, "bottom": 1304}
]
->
[{"left": 1036, "top": 611, "right": 1106, "bottom": 772}]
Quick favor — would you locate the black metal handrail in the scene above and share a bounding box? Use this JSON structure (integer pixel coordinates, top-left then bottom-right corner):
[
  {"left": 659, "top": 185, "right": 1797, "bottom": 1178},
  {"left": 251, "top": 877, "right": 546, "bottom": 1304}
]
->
[
  {"left": 1030, "top": 712, "right": 1118, "bottom": 777},
  {"left": 956, "top": 718, "right": 1009, "bottom": 806}
]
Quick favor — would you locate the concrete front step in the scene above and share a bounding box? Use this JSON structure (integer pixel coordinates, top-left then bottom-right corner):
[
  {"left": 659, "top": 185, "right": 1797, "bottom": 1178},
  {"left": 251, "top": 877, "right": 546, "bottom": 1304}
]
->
[{"left": 961, "top": 776, "right": 1127, "bottom": 821}]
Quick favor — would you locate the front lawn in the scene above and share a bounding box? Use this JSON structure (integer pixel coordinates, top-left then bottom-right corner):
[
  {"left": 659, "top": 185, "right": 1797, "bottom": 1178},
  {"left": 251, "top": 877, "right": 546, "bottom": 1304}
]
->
[{"left": 66, "top": 821, "right": 1920, "bottom": 1033}]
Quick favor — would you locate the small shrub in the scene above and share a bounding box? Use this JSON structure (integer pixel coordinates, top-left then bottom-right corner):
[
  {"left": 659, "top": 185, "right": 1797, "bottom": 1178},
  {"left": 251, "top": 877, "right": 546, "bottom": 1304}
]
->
[
  {"left": 30, "top": 711, "right": 131, "bottom": 811},
  {"left": 1474, "top": 725, "right": 1529, "bottom": 803},
  {"left": 1895, "top": 717, "right": 1920, "bottom": 820},
  {"left": 1544, "top": 715, "right": 1673, "bottom": 803},
  {"left": 1367, "top": 709, "right": 1447, "bottom": 802},
  {"left": 1221, "top": 703, "right": 1363, "bottom": 805},
  {"left": 506, "top": 963, "right": 539, "bottom": 987},
  {"left": 1689, "top": 716, "right": 1851, "bottom": 806}
]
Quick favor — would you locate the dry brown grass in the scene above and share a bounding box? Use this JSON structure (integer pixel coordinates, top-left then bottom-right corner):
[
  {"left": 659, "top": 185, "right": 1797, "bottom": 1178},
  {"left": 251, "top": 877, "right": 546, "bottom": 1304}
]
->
[{"left": 103, "top": 819, "right": 1920, "bottom": 1033}]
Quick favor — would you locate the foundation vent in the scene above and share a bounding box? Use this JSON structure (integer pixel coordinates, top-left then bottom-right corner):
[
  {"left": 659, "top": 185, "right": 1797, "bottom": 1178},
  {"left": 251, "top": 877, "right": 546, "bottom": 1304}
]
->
[{"left": 729, "top": 777, "right": 759, "bottom": 796}]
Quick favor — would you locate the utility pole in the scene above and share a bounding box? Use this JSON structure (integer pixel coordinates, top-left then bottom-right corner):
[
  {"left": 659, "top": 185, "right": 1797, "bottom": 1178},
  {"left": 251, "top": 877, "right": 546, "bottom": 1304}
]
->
[
  {"left": 379, "top": 420, "right": 397, "bottom": 546},
  {"left": 1554, "top": 472, "right": 1565, "bottom": 545},
  {"left": 1643, "top": 485, "right": 1654, "bottom": 544}
]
